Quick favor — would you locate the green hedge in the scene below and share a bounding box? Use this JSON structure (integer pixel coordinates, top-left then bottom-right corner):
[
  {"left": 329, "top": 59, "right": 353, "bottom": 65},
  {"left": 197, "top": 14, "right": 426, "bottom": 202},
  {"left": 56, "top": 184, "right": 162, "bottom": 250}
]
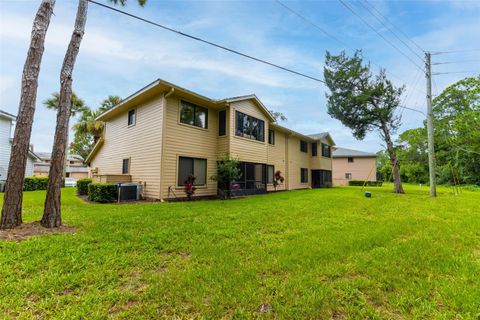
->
[
  {"left": 88, "top": 183, "right": 117, "bottom": 203},
  {"left": 77, "top": 178, "right": 92, "bottom": 195},
  {"left": 348, "top": 180, "right": 383, "bottom": 187},
  {"left": 24, "top": 176, "right": 49, "bottom": 191}
]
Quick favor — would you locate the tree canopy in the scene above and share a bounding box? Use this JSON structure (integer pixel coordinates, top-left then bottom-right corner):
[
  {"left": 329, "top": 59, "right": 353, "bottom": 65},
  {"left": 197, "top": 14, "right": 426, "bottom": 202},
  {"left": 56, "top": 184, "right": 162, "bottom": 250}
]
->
[{"left": 324, "top": 50, "right": 405, "bottom": 193}]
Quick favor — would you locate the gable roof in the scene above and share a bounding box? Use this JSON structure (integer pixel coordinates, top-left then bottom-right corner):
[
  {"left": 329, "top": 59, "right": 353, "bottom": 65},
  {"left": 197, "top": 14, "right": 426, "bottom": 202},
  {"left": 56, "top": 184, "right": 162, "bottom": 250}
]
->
[
  {"left": 96, "top": 79, "right": 276, "bottom": 122},
  {"left": 36, "top": 152, "right": 84, "bottom": 162},
  {"left": 0, "top": 109, "right": 16, "bottom": 121},
  {"left": 307, "top": 132, "right": 336, "bottom": 146},
  {"left": 332, "top": 147, "right": 377, "bottom": 158},
  {"left": 219, "top": 94, "right": 275, "bottom": 122}
]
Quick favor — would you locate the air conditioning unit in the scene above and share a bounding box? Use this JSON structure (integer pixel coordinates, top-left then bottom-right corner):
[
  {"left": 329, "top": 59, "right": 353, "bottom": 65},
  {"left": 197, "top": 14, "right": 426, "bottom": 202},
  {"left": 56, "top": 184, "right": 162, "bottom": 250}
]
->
[{"left": 118, "top": 183, "right": 143, "bottom": 201}]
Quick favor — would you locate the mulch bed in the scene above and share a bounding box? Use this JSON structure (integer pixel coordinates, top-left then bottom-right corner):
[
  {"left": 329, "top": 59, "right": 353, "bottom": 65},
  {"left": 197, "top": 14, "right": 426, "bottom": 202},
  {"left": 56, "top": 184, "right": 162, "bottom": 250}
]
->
[{"left": 0, "top": 221, "right": 75, "bottom": 242}]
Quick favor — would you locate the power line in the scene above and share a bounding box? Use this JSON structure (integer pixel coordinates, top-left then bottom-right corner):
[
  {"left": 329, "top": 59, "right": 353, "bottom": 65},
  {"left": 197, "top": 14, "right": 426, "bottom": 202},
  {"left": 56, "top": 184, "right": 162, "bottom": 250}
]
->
[
  {"left": 89, "top": 0, "right": 424, "bottom": 118},
  {"left": 432, "top": 59, "right": 480, "bottom": 65},
  {"left": 357, "top": 0, "right": 424, "bottom": 60},
  {"left": 363, "top": 0, "right": 425, "bottom": 53},
  {"left": 275, "top": 0, "right": 415, "bottom": 89},
  {"left": 433, "top": 70, "right": 480, "bottom": 75},
  {"left": 431, "top": 49, "right": 480, "bottom": 55},
  {"left": 275, "top": 0, "right": 350, "bottom": 49},
  {"left": 86, "top": 0, "right": 326, "bottom": 84},
  {"left": 337, "top": 0, "right": 424, "bottom": 71}
]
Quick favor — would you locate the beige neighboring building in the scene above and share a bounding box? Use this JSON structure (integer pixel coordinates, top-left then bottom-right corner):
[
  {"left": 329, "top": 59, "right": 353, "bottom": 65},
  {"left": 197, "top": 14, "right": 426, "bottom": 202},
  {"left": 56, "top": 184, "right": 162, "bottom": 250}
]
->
[
  {"left": 34, "top": 152, "right": 89, "bottom": 179},
  {"left": 86, "top": 79, "right": 336, "bottom": 200},
  {"left": 332, "top": 147, "right": 377, "bottom": 186}
]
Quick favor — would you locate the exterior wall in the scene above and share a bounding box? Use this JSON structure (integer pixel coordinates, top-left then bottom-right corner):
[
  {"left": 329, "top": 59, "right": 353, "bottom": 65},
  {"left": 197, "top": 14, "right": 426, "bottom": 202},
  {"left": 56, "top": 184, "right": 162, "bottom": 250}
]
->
[
  {"left": 287, "top": 135, "right": 311, "bottom": 190},
  {"left": 70, "top": 172, "right": 89, "bottom": 180},
  {"left": 332, "top": 156, "right": 377, "bottom": 186},
  {"left": 0, "top": 117, "right": 11, "bottom": 180},
  {"left": 267, "top": 130, "right": 287, "bottom": 191},
  {"left": 228, "top": 100, "right": 268, "bottom": 164},
  {"left": 89, "top": 95, "right": 164, "bottom": 199},
  {"left": 161, "top": 95, "right": 219, "bottom": 199},
  {"left": 0, "top": 116, "right": 35, "bottom": 179}
]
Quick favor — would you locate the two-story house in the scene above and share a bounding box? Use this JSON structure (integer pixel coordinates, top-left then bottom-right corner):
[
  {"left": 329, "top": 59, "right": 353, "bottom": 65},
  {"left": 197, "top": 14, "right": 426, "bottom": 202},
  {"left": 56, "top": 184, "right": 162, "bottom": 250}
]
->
[
  {"left": 34, "top": 152, "right": 89, "bottom": 179},
  {"left": 86, "top": 79, "right": 335, "bottom": 200},
  {"left": 332, "top": 147, "right": 377, "bottom": 186},
  {"left": 0, "top": 109, "right": 40, "bottom": 187}
]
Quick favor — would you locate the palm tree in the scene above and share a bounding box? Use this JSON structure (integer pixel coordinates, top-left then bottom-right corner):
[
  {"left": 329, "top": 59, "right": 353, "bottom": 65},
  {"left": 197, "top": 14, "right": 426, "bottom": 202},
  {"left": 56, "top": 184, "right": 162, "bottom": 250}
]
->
[
  {"left": 1, "top": 0, "right": 56, "bottom": 230},
  {"left": 43, "top": 92, "right": 87, "bottom": 116},
  {"left": 73, "top": 109, "right": 104, "bottom": 144},
  {"left": 99, "top": 95, "right": 122, "bottom": 113}
]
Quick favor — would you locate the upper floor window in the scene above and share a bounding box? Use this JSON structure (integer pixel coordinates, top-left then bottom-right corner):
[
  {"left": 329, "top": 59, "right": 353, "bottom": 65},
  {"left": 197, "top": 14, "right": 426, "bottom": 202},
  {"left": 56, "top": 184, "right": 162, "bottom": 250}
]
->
[
  {"left": 311, "top": 142, "right": 318, "bottom": 156},
  {"left": 300, "top": 140, "right": 308, "bottom": 153},
  {"left": 322, "top": 143, "right": 331, "bottom": 158},
  {"left": 128, "top": 109, "right": 136, "bottom": 126},
  {"left": 348, "top": 157, "right": 354, "bottom": 163},
  {"left": 218, "top": 110, "right": 226, "bottom": 136},
  {"left": 235, "top": 111, "right": 265, "bottom": 142},
  {"left": 268, "top": 129, "right": 275, "bottom": 145},
  {"left": 180, "top": 100, "right": 208, "bottom": 129}
]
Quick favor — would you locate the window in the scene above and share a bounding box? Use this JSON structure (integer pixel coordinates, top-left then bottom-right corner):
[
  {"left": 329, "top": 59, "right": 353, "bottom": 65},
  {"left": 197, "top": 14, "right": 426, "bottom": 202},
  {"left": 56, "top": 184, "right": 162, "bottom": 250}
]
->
[
  {"left": 300, "top": 140, "right": 308, "bottom": 153},
  {"left": 218, "top": 110, "right": 226, "bottom": 136},
  {"left": 322, "top": 143, "right": 331, "bottom": 158},
  {"left": 301, "top": 168, "right": 308, "bottom": 183},
  {"left": 312, "top": 142, "right": 318, "bottom": 156},
  {"left": 345, "top": 173, "right": 352, "bottom": 180},
  {"left": 180, "top": 100, "right": 208, "bottom": 128},
  {"left": 235, "top": 111, "right": 265, "bottom": 142},
  {"left": 348, "top": 157, "right": 354, "bottom": 163},
  {"left": 128, "top": 109, "right": 136, "bottom": 126},
  {"left": 122, "top": 158, "right": 130, "bottom": 174},
  {"left": 267, "top": 165, "right": 274, "bottom": 183},
  {"left": 268, "top": 129, "right": 275, "bottom": 145},
  {"left": 178, "top": 157, "right": 207, "bottom": 186}
]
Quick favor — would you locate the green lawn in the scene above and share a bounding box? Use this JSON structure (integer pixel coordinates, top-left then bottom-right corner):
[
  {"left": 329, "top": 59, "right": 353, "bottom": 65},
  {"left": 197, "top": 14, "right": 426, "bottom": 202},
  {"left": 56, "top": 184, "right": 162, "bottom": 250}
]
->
[{"left": 1, "top": 185, "right": 479, "bottom": 319}]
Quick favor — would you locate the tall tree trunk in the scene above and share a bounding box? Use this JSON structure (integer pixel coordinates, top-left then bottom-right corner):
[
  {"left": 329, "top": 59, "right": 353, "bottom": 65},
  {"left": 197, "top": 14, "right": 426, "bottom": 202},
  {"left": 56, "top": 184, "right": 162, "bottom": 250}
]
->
[
  {"left": 1, "top": 1, "right": 55, "bottom": 230},
  {"left": 42, "top": 0, "right": 88, "bottom": 228},
  {"left": 381, "top": 123, "right": 404, "bottom": 194}
]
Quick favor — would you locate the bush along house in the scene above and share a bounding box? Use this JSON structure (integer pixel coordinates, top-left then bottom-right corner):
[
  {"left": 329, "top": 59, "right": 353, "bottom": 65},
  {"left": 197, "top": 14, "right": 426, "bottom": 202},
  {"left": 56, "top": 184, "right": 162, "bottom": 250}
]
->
[{"left": 86, "top": 79, "right": 335, "bottom": 200}]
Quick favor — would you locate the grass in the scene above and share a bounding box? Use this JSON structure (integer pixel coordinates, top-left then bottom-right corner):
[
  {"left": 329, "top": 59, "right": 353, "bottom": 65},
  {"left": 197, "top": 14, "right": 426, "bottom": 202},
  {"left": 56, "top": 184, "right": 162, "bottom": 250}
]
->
[{"left": 0, "top": 184, "right": 479, "bottom": 319}]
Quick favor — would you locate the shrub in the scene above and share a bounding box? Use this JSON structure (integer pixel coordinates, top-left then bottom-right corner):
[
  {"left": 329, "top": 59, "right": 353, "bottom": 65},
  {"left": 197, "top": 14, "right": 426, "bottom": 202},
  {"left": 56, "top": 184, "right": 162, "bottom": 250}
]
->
[
  {"left": 88, "top": 183, "right": 117, "bottom": 203},
  {"left": 210, "top": 153, "right": 242, "bottom": 199},
  {"left": 77, "top": 178, "right": 92, "bottom": 195},
  {"left": 348, "top": 180, "right": 383, "bottom": 187},
  {"left": 24, "top": 176, "right": 49, "bottom": 191}
]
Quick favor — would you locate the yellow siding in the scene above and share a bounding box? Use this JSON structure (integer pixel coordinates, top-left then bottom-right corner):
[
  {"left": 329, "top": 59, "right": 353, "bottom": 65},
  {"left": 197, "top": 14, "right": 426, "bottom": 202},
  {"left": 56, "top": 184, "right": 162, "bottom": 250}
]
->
[
  {"left": 228, "top": 100, "right": 268, "bottom": 164},
  {"left": 267, "top": 130, "right": 287, "bottom": 191},
  {"left": 287, "top": 136, "right": 311, "bottom": 189},
  {"left": 89, "top": 95, "right": 163, "bottom": 199},
  {"left": 161, "top": 95, "right": 219, "bottom": 199}
]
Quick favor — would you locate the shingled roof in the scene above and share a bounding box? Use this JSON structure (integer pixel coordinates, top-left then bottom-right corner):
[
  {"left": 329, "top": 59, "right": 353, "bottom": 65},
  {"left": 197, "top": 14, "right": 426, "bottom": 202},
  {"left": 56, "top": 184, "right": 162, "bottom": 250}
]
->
[{"left": 332, "top": 147, "right": 377, "bottom": 158}]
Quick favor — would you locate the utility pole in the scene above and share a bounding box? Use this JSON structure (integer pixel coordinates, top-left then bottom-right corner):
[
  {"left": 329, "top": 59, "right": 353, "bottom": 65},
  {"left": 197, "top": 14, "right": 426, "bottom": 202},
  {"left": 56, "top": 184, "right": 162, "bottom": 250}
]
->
[{"left": 425, "top": 52, "right": 437, "bottom": 197}]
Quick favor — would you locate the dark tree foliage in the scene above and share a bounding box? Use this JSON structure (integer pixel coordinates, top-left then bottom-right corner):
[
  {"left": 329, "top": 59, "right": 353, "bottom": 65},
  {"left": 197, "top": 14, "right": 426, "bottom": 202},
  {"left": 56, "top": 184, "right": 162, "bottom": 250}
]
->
[{"left": 324, "top": 50, "right": 405, "bottom": 193}]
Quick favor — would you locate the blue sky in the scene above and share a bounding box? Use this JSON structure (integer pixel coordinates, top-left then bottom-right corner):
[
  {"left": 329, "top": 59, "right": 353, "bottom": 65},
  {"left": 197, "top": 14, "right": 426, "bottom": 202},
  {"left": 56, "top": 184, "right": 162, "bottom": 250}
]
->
[{"left": 1, "top": 0, "right": 479, "bottom": 153}]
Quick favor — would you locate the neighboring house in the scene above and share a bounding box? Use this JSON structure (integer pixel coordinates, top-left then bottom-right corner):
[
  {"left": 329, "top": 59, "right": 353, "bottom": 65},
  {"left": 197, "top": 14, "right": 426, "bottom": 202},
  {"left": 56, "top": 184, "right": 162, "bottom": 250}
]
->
[
  {"left": 86, "top": 79, "right": 336, "bottom": 200},
  {"left": 0, "top": 109, "right": 40, "bottom": 183},
  {"left": 332, "top": 147, "right": 377, "bottom": 186},
  {"left": 33, "top": 152, "right": 89, "bottom": 179}
]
